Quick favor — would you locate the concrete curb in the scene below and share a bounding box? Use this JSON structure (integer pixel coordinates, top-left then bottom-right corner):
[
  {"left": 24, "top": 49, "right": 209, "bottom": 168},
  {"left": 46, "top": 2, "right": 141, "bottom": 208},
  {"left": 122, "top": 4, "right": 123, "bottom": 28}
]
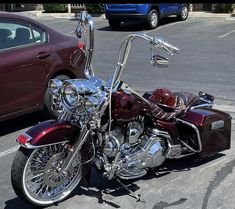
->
[
  {"left": 16, "top": 11, "right": 235, "bottom": 25},
  {"left": 18, "top": 11, "right": 235, "bottom": 20},
  {"left": 189, "top": 11, "right": 230, "bottom": 18}
]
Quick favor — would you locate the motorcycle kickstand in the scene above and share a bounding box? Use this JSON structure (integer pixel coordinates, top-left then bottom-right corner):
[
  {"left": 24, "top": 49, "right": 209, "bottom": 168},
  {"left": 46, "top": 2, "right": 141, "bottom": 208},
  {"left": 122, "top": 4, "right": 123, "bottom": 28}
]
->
[{"left": 116, "top": 178, "right": 146, "bottom": 203}]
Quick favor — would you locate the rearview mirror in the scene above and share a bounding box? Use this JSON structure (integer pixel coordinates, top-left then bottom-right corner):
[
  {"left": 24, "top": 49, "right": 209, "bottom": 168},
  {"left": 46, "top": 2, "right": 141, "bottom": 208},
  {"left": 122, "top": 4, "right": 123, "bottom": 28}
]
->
[
  {"left": 151, "top": 54, "right": 169, "bottom": 67},
  {"left": 75, "top": 26, "right": 82, "bottom": 38}
]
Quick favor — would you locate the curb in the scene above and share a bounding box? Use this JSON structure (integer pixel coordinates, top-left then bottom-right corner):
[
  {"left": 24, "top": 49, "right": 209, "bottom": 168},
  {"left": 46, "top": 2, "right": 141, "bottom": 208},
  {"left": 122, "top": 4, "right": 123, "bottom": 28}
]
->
[
  {"left": 189, "top": 12, "right": 230, "bottom": 18},
  {"left": 18, "top": 11, "right": 235, "bottom": 20}
]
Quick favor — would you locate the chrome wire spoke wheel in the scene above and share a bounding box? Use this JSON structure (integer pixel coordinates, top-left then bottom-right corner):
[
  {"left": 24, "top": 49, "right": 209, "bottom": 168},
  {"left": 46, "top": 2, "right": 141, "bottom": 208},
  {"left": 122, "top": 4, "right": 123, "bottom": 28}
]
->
[{"left": 22, "top": 144, "right": 82, "bottom": 206}]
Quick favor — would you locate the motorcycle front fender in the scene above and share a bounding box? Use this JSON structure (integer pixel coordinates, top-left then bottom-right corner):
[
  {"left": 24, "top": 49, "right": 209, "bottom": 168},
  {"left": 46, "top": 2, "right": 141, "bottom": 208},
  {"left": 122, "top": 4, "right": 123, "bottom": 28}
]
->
[{"left": 17, "top": 119, "right": 79, "bottom": 149}]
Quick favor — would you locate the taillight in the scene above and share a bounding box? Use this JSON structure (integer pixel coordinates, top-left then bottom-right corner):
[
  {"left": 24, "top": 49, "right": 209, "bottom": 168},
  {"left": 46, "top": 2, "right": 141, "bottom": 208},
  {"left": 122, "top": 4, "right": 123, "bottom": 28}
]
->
[
  {"left": 77, "top": 41, "right": 85, "bottom": 49},
  {"left": 17, "top": 133, "right": 32, "bottom": 144}
]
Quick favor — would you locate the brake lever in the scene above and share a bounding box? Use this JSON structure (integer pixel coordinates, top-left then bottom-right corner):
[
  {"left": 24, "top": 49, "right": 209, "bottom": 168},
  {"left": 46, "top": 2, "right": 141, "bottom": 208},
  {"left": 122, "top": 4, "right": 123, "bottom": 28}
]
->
[
  {"left": 162, "top": 45, "right": 174, "bottom": 56},
  {"left": 154, "top": 38, "right": 180, "bottom": 55}
]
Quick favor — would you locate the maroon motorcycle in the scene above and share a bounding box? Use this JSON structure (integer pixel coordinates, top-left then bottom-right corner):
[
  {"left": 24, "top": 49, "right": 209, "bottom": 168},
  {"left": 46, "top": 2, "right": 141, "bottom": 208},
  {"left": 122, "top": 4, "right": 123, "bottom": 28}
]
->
[{"left": 11, "top": 11, "right": 231, "bottom": 207}]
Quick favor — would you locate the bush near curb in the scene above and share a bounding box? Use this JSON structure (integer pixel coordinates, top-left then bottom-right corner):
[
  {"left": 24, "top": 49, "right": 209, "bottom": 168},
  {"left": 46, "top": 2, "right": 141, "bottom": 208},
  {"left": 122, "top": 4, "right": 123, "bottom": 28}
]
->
[
  {"left": 213, "top": 4, "right": 234, "bottom": 13},
  {"left": 85, "top": 4, "right": 104, "bottom": 14},
  {"left": 43, "top": 4, "right": 67, "bottom": 13}
]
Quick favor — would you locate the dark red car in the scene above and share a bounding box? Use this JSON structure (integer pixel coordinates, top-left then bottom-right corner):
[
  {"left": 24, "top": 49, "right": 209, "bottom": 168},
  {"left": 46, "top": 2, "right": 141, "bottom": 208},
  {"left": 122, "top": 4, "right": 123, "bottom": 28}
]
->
[{"left": 0, "top": 12, "right": 85, "bottom": 121}]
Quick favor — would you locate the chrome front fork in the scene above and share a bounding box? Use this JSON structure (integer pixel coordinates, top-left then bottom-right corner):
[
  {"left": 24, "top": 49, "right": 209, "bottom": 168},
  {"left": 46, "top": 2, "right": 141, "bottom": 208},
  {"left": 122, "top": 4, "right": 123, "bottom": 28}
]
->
[{"left": 61, "top": 124, "right": 91, "bottom": 173}]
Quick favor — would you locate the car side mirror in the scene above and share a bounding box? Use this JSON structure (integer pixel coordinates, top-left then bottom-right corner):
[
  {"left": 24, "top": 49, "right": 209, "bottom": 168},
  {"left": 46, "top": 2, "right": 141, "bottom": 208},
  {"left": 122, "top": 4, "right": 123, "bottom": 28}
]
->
[{"left": 151, "top": 54, "right": 169, "bottom": 67}]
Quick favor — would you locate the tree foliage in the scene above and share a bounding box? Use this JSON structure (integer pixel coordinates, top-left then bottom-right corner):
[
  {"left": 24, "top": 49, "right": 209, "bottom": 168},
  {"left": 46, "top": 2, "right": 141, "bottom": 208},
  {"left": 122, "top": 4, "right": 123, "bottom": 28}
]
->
[
  {"left": 85, "top": 4, "right": 104, "bottom": 14},
  {"left": 214, "top": 4, "right": 234, "bottom": 13},
  {"left": 43, "top": 4, "right": 67, "bottom": 13}
]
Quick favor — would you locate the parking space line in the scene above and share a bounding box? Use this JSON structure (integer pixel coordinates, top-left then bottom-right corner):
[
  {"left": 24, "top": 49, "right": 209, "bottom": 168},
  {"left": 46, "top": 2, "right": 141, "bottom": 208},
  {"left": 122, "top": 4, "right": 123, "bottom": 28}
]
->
[
  {"left": 0, "top": 146, "right": 19, "bottom": 158},
  {"left": 146, "top": 21, "right": 182, "bottom": 34},
  {"left": 218, "top": 29, "right": 235, "bottom": 38}
]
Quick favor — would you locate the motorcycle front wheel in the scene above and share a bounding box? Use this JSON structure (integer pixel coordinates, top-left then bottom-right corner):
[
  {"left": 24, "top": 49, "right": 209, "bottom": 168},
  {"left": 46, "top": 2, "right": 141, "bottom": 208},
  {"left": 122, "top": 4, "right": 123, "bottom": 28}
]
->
[{"left": 11, "top": 144, "right": 82, "bottom": 207}]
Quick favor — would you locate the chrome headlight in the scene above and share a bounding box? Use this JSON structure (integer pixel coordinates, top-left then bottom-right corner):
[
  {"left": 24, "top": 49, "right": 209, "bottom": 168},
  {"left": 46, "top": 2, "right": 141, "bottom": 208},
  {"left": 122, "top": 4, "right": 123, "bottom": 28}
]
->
[
  {"left": 48, "top": 79, "right": 63, "bottom": 96},
  {"left": 62, "top": 83, "right": 79, "bottom": 109},
  {"left": 84, "top": 96, "right": 99, "bottom": 113}
]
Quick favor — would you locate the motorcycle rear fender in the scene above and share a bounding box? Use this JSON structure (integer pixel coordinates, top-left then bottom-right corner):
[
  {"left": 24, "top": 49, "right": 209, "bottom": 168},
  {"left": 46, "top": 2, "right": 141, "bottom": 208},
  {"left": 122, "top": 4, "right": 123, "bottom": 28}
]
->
[{"left": 17, "top": 120, "right": 78, "bottom": 149}]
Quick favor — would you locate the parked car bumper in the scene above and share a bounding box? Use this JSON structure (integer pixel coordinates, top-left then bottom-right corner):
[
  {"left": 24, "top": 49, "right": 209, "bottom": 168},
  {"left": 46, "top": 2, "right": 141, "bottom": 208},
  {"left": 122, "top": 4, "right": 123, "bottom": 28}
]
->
[{"left": 106, "top": 13, "right": 148, "bottom": 22}]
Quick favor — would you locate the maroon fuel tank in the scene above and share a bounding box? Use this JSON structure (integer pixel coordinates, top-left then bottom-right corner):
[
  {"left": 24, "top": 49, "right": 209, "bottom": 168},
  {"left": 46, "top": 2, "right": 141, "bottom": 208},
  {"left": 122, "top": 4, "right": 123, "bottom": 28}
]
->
[{"left": 111, "top": 90, "right": 149, "bottom": 120}]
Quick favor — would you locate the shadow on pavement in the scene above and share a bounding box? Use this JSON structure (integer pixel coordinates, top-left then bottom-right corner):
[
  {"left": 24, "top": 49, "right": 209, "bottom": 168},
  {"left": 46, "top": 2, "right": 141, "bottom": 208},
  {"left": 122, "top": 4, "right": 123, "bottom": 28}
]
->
[
  {"left": 4, "top": 153, "right": 225, "bottom": 208},
  {"left": 97, "top": 17, "right": 181, "bottom": 32},
  {"left": 150, "top": 153, "right": 226, "bottom": 176},
  {"left": 4, "top": 197, "right": 39, "bottom": 209},
  {"left": 70, "top": 153, "right": 225, "bottom": 207},
  {"left": 0, "top": 111, "right": 50, "bottom": 137}
]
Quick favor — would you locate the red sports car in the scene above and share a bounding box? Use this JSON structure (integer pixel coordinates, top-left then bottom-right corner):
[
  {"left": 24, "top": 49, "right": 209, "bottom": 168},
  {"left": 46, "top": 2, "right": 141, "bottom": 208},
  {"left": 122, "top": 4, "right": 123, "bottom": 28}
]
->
[{"left": 0, "top": 11, "right": 86, "bottom": 121}]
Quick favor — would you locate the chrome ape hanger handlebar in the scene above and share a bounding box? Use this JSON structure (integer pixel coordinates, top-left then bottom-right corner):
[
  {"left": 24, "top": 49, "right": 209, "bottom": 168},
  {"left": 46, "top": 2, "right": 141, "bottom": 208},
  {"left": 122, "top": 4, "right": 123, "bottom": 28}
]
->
[
  {"left": 75, "top": 11, "right": 95, "bottom": 78},
  {"left": 112, "top": 32, "right": 180, "bottom": 87},
  {"left": 75, "top": 11, "right": 180, "bottom": 87}
]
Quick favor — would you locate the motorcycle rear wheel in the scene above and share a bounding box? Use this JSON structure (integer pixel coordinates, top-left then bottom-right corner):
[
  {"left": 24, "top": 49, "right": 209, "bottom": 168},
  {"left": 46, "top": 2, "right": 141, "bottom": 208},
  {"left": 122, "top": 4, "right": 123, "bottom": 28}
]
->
[{"left": 11, "top": 144, "right": 82, "bottom": 207}]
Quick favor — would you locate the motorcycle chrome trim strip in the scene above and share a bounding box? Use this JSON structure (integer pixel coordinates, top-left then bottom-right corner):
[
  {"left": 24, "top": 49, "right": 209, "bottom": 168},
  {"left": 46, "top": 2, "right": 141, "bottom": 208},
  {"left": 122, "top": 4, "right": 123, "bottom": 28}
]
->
[
  {"left": 190, "top": 103, "right": 212, "bottom": 110},
  {"left": 176, "top": 118, "right": 202, "bottom": 153},
  {"left": 17, "top": 140, "right": 69, "bottom": 149}
]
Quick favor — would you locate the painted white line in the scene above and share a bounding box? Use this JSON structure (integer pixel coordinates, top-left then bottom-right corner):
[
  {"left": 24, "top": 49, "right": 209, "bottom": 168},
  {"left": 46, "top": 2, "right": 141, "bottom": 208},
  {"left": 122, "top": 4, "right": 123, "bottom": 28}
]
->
[
  {"left": 0, "top": 146, "right": 19, "bottom": 158},
  {"left": 218, "top": 29, "right": 235, "bottom": 38},
  {"left": 146, "top": 21, "right": 182, "bottom": 34},
  {"left": 170, "top": 176, "right": 182, "bottom": 182}
]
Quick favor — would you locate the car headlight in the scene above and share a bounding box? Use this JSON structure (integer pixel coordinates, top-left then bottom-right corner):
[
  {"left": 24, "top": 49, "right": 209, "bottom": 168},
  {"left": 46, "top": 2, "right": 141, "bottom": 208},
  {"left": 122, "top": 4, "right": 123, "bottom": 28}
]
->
[
  {"left": 48, "top": 79, "right": 63, "bottom": 96},
  {"left": 63, "top": 83, "right": 79, "bottom": 109}
]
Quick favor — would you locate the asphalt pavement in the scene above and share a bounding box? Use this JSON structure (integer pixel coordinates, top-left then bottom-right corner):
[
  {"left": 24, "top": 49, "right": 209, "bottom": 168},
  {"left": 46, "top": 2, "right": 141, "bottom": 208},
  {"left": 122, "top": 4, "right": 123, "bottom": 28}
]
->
[{"left": 0, "top": 13, "right": 235, "bottom": 209}]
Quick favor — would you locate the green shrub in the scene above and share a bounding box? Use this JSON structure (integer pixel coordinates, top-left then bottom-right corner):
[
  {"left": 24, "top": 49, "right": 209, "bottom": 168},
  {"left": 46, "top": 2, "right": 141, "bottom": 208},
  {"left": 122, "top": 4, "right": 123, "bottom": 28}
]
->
[
  {"left": 85, "top": 4, "right": 104, "bottom": 14},
  {"left": 214, "top": 4, "right": 234, "bottom": 13},
  {"left": 43, "top": 4, "right": 67, "bottom": 13}
]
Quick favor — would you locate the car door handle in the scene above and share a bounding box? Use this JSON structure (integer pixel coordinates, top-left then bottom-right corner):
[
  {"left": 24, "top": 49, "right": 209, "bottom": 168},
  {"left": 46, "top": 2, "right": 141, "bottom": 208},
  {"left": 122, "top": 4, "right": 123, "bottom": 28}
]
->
[{"left": 37, "top": 51, "right": 50, "bottom": 59}]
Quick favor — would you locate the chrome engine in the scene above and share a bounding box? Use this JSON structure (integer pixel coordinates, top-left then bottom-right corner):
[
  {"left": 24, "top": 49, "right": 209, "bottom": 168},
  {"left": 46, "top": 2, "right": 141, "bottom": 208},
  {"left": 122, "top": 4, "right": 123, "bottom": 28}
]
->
[{"left": 102, "top": 121, "right": 167, "bottom": 180}]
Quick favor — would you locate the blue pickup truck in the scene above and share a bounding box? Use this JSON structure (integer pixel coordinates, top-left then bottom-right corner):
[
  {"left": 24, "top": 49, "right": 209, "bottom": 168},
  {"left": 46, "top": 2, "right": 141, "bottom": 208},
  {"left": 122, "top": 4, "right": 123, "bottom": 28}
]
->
[{"left": 104, "top": 4, "right": 189, "bottom": 29}]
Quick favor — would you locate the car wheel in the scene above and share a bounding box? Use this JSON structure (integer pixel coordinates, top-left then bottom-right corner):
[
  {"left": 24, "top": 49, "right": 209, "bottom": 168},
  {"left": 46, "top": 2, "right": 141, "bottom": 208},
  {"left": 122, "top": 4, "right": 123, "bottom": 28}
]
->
[
  {"left": 108, "top": 19, "right": 121, "bottom": 29},
  {"left": 146, "top": 9, "right": 159, "bottom": 30},
  {"left": 177, "top": 5, "right": 189, "bottom": 21},
  {"left": 44, "top": 74, "right": 70, "bottom": 118}
]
